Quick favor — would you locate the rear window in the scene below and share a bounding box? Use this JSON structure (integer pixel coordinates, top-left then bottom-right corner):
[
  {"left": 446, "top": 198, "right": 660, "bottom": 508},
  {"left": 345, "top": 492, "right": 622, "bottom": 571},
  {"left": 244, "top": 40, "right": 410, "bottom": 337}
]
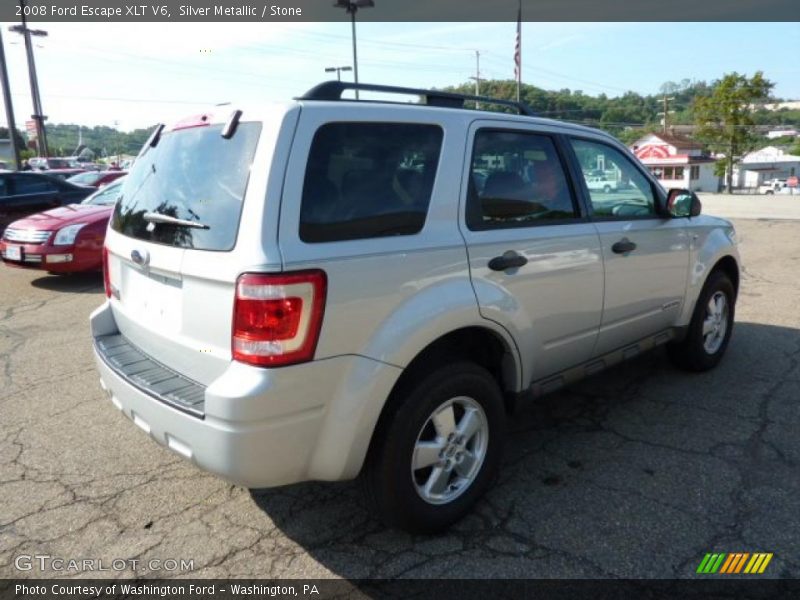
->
[
  {"left": 300, "top": 122, "right": 443, "bottom": 243},
  {"left": 68, "top": 171, "right": 103, "bottom": 186},
  {"left": 111, "top": 122, "right": 261, "bottom": 251}
]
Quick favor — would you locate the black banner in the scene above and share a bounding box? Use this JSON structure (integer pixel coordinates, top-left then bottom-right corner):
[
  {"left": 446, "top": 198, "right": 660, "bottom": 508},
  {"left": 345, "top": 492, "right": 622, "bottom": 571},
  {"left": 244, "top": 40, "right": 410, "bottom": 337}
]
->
[
  {"left": 3, "top": 0, "right": 800, "bottom": 22},
  {"left": 3, "top": 579, "right": 800, "bottom": 600}
]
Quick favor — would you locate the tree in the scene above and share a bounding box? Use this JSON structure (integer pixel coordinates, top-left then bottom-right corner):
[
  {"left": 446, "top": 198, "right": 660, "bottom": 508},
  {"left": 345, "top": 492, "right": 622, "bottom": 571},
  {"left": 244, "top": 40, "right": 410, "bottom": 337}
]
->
[{"left": 693, "top": 72, "right": 774, "bottom": 193}]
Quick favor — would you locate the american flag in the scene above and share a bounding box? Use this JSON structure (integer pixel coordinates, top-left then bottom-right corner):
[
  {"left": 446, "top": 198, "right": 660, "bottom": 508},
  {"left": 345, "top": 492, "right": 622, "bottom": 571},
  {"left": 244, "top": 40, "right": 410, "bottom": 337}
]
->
[{"left": 513, "top": 3, "right": 521, "bottom": 83}]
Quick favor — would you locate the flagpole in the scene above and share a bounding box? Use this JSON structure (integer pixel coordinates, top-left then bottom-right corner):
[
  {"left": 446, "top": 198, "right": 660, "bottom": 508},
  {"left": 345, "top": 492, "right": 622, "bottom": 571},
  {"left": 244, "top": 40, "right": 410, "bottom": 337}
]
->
[{"left": 516, "top": 0, "right": 522, "bottom": 103}]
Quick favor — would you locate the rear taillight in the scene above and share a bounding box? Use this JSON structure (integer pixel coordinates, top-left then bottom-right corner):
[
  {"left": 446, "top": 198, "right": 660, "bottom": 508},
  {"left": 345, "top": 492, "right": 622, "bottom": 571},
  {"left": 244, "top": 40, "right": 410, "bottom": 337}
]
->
[
  {"left": 102, "top": 246, "right": 111, "bottom": 298},
  {"left": 232, "top": 270, "right": 327, "bottom": 367}
]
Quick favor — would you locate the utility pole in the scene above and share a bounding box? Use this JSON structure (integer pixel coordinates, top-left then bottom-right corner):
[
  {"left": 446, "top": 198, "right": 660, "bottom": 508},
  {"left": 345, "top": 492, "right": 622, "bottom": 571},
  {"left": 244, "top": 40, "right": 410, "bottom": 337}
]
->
[
  {"left": 10, "top": 0, "right": 49, "bottom": 157},
  {"left": 0, "top": 29, "right": 21, "bottom": 170},
  {"left": 659, "top": 95, "right": 675, "bottom": 134},
  {"left": 469, "top": 50, "right": 481, "bottom": 109}
]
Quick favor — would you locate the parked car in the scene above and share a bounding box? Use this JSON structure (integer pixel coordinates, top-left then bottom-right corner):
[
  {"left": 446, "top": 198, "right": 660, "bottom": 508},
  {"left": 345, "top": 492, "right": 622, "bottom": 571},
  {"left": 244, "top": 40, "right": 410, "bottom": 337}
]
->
[
  {"left": 91, "top": 82, "right": 740, "bottom": 533},
  {"left": 1, "top": 178, "right": 123, "bottom": 273},
  {"left": 585, "top": 175, "right": 618, "bottom": 193},
  {"left": 28, "top": 157, "right": 73, "bottom": 170},
  {"left": 0, "top": 171, "right": 94, "bottom": 234},
  {"left": 758, "top": 179, "right": 787, "bottom": 194},
  {"left": 67, "top": 170, "right": 127, "bottom": 188},
  {"left": 43, "top": 168, "right": 87, "bottom": 181}
]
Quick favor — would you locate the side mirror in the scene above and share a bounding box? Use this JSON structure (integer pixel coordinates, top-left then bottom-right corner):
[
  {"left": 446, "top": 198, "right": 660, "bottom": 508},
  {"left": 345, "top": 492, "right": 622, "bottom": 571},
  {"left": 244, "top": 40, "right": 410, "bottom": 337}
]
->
[{"left": 666, "top": 188, "right": 701, "bottom": 218}]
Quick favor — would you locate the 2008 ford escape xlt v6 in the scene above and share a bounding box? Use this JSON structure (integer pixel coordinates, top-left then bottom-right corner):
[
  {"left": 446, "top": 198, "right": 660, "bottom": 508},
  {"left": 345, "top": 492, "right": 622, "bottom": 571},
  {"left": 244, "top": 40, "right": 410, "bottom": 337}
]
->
[{"left": 91, "top": 82, "right": 740, "bottom": 533}]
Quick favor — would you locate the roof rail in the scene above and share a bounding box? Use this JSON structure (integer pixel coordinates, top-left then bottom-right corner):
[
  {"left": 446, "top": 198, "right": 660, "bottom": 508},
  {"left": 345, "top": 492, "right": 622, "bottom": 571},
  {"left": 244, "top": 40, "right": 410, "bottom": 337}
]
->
[{"left": 298, "top": 81, "right": 536, "bottom": 117}]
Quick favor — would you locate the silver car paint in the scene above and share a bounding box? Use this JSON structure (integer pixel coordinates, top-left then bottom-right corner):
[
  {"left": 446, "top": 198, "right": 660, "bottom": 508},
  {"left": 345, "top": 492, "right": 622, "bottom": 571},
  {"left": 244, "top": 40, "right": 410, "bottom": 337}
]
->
[{"left": 92, "top": 101, "right": 739, "bottom": 488}]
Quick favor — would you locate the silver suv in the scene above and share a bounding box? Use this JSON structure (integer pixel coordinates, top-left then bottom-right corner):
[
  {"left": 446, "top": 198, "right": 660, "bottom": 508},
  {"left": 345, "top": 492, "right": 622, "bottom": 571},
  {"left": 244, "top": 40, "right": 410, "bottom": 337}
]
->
[{"left": 91, "top": 82, "right": 740, "bottom": 533}]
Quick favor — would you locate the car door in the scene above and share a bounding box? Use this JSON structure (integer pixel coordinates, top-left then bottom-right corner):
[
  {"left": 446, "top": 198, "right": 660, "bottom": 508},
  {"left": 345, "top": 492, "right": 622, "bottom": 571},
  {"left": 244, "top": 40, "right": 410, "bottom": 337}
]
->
[
  {"left": 566, "top": 137, "right": 690, "bottom": 356},
  {"left": 461, "top": 123, "right": 604, "bottom": 385}
]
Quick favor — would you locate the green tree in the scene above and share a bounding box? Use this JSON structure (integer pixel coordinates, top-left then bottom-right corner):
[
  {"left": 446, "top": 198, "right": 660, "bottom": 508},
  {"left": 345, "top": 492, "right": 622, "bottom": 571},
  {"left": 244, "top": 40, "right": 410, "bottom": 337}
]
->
[{"left": 694, "top": 72, "right": 774, "bottom": 193}]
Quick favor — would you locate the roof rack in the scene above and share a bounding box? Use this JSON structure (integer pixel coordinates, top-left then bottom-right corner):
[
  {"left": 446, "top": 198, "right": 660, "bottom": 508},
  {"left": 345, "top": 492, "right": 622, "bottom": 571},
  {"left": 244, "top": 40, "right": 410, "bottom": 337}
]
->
[{"left": 298, "top": 81, "right": 536, "bottom": 117}]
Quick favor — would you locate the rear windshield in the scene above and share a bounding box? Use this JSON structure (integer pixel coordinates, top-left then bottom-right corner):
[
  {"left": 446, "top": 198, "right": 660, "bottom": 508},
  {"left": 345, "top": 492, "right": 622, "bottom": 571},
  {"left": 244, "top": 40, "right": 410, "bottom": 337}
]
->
[
  {"left": 68, "top": 171, "right": 103, "bottom": 186},
  {"left": 111, "top": 122, "right": 261, "bottom": 251}
]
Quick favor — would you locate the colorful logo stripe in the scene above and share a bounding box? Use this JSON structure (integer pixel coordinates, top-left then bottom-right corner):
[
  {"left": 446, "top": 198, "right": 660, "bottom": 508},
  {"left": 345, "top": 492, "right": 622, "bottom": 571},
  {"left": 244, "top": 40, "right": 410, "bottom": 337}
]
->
[{"left": 697, "top": 553, "right": 773, "bottom": 574}]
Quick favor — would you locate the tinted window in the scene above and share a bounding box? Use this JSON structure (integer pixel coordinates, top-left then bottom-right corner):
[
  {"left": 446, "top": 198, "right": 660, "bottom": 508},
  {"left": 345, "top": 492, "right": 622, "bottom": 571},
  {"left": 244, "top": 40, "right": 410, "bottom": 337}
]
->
[
  {"left": 111, "top": 123, "right": 261, "bottom": 251},
  {"left": 570, "top": 138, "right": 657, "bottom": 218},
  {"left": 467, "top": 130, "right": 577, "bottom": 231},
  {"left": 68, "top": 171, "right": 103, "bottom": 186},
  {"left": 300, "top": 122, "right": 442, "bottom": 243},
  {"left": 12, "top": 174, "right": 56, "bottom": 195},
  {"left": 83, "top": 180, "right": 124, "bottom": 206}
]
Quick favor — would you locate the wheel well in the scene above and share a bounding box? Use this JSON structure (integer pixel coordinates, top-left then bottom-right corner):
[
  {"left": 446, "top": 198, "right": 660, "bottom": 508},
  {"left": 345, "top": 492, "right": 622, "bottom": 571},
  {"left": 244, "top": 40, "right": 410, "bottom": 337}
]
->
[
  {"left": 361, "top": 327, "right": 518, "bottom": 476},
  {"left": 399, "top": 327, "right": 516, "bottom": 394},
  {"left": 712, "top": 255, "right": 740, "bottom": 297}
]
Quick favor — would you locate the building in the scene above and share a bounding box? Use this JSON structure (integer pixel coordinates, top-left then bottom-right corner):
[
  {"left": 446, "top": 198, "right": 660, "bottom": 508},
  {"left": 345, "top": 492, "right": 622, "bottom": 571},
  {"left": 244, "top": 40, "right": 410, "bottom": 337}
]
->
[
  {"left": 766, "top": 129, "right": 800, "bottom": 140},
  {"left": 733, "top": 146, "right": 800, "bottom": 189},
  {"left": 754, "top": 100, "right": 800, "bottom": 112},
  {"left": 630, "top": 132, "right": 719, "bottom": 192}
]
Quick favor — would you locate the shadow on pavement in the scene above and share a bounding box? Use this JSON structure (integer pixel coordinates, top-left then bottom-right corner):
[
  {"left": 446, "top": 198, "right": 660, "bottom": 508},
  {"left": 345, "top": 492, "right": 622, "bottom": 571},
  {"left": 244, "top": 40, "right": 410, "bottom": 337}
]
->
[
  {"left": 250, "top": 321, "right": 799, "bottom": 580},
  {"left": 30, "top": 271, "right": 103, "bottom": 294}
]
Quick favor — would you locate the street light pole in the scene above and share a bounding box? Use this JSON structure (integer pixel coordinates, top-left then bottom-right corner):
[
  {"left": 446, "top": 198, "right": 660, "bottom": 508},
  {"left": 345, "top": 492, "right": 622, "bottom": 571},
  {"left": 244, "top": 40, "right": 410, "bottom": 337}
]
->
[
  {"left": 10, "top": 0, "right": 49, "bottom": 157},
  {"left": 0, "top": 29, "right": 21, "bottom": 170},
  {"left": 350, "top": 10, "right": 358, "bottom": 97},
  {"left": 334, "top": 0, "right": 374, "bottom": 100},
  {"left": 325, "top": 66, "right": 353, "bottom": 82}
]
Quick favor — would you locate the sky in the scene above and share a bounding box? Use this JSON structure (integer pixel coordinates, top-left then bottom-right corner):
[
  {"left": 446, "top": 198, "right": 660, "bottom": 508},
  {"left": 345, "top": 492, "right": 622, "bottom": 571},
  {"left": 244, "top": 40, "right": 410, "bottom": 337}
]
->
[{"left": 0, "top": 21, "right": 798, "bottom": 133}]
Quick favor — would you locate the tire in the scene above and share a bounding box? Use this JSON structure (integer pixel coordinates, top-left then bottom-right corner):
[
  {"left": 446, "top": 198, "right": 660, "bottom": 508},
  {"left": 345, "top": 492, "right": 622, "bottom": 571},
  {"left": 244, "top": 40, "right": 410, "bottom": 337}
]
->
[
  {"left": 667, "top": 270, "right": 735, "bottom": 372},
  {"left": 603, "top": 184, "right": 611, "bottom": 193},
  {"left": 362, "top": 361, "right": 506, "bottom": 533}
]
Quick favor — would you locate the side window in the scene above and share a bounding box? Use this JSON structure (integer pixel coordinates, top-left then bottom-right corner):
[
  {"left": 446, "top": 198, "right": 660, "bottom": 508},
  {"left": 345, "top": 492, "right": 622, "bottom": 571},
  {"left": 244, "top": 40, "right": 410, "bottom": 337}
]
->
[
  {"left": 299, "top": 122, "right": 443, "bottom": 243},
  {"left": 11, "top": 175, "right": 56, "bottom": 196},
  {"left": 467, "top": 130, "right": 577, "bottom": 231},
  {"left": 569, "top": 138, "right": 657, "bottom": 218}
]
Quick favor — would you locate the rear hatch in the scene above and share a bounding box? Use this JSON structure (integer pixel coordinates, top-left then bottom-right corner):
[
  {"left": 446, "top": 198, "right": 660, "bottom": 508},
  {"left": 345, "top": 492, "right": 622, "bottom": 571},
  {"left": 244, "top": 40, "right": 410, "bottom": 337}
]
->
[{"left": 104, "top": 113, "right": 268, "bottom": 385}]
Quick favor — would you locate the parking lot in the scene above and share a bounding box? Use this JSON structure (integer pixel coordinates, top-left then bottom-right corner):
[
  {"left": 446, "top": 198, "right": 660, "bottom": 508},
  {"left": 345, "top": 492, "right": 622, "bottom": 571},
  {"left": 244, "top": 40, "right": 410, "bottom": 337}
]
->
[{"left": 1, "top": 214, "right": 798, "bottom": 580}]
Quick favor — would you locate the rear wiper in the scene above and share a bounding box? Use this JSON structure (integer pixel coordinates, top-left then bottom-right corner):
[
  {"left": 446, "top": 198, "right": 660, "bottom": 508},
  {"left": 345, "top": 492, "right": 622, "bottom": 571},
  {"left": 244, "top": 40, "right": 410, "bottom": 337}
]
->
[{"left": 143, "top": 212, "right": 209, "bottom": 229}]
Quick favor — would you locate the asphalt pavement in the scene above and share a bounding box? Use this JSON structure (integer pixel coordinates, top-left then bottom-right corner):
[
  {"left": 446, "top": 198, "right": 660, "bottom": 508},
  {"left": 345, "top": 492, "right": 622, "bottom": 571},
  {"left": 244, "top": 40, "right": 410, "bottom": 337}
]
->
[{"left": 0, "top": 214, "right": 798, "bottom": 580}]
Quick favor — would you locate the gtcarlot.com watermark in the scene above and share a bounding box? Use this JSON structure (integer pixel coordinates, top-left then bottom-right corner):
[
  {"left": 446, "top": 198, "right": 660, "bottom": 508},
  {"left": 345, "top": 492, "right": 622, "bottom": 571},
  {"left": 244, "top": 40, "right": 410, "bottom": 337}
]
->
[{"left": 14, "top": 554, "right": 194, "bottom": 573}]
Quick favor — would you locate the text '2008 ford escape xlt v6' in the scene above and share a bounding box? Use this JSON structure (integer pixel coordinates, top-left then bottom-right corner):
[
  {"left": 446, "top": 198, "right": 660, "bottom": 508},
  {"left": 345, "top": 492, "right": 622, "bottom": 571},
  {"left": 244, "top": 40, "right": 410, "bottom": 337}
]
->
[{"left": 91, "top": 82, "right": 740, "bottom": 533}]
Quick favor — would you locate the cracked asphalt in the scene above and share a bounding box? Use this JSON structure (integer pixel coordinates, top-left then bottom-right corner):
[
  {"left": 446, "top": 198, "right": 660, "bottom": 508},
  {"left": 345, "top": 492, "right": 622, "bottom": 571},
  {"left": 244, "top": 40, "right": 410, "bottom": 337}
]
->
[{"left": 0, "top": 218, "right": 798, "bottom": 580}]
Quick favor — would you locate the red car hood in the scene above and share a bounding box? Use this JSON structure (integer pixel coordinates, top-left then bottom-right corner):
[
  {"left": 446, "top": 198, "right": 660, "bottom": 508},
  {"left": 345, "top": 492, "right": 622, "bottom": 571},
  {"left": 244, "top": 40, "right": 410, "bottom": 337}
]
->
[{"left": 10, "top": 204, "right": 113, "bottom": 230}]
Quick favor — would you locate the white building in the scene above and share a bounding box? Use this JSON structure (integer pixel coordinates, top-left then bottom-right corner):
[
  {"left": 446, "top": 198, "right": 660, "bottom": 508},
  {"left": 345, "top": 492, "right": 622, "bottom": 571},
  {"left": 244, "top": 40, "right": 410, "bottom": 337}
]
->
[
  {"left": 734, "top": 146, "right": 800, "bottom": 188},
  {"left": 766, "top": 129, "right": 800, "bottom": 140},
  {"left": 630, "top": 133, "right": 719, "bottom": 192}
]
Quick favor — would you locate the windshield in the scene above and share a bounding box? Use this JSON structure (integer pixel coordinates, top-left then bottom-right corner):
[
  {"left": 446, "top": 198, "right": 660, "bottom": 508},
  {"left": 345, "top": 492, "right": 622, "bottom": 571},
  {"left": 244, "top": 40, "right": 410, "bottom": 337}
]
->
[
  {"left": 82, "top": 180, "right": 125, "bottom": 206},
  {"left": 68, "top": 171, "right": 103, "bottom": 186},
  {"left": 110, "top": 122, "right": 261, "bottom": 251}
]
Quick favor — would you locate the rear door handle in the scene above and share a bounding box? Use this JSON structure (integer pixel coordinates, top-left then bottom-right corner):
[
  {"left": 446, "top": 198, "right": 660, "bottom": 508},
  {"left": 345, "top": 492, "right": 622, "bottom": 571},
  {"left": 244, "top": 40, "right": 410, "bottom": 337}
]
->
[
  {"left": 488, "top": 251, "right": 528, "bottom": 271},
  {"left": 611, "top": 238, "right": 637, "bottom": 254}
]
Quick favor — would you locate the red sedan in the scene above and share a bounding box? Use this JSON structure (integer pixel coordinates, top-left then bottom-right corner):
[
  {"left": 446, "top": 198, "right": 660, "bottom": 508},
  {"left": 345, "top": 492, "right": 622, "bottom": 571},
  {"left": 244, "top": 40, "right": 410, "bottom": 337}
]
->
[
  {"left": 67, "top": 170, "right": 127, "bottom": 188},
  {"left": 0, "top": 178, "right": 123, "bottom": 274}
]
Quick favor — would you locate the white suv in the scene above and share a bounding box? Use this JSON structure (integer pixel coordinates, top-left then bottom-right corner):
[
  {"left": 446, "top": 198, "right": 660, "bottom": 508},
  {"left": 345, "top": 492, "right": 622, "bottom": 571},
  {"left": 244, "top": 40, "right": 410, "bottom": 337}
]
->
[{"left": 91, "top": 82, "right": 740, "bottom": 532}]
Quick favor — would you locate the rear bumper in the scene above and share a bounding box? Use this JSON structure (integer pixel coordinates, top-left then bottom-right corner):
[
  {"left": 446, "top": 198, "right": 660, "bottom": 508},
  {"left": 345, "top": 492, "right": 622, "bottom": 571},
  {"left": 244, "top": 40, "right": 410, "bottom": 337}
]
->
[{"left": 90, "top": 301, "right": 402, "bottom": 488}]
